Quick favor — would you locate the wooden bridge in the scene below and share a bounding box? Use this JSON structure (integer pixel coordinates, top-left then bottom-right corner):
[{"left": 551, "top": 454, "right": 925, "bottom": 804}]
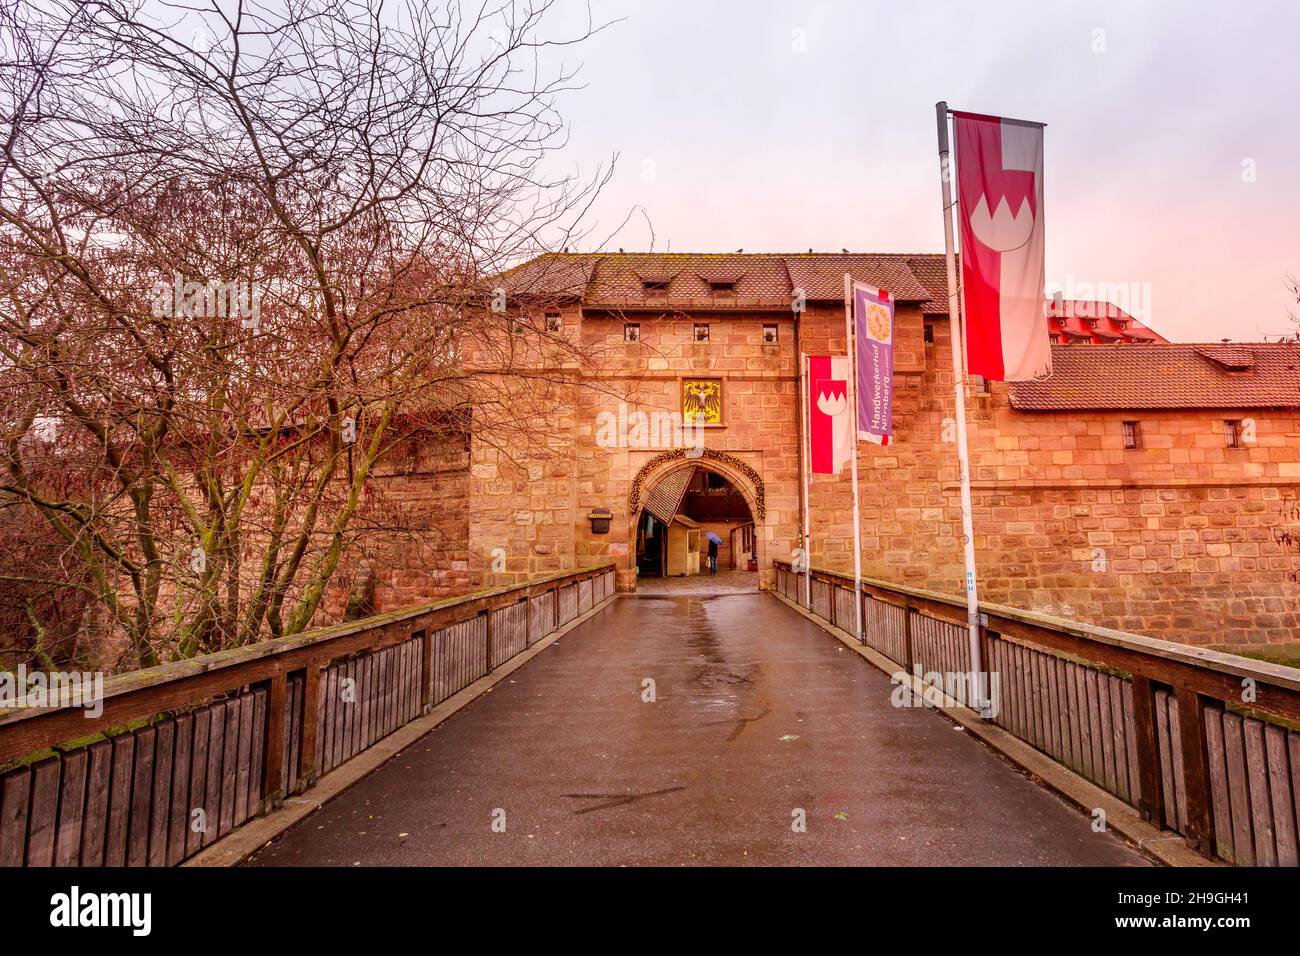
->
[{"left": 1, "top": 562, "right": 1298, "bottom": 867}]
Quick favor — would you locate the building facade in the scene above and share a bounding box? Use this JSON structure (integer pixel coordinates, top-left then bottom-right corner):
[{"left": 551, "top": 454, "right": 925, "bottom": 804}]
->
[{"left": 451, "top": 251, "right": 1300, "bottom": 654}]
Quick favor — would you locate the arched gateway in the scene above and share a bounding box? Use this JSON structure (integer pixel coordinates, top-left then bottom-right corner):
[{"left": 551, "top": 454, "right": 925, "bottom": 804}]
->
[{"left": 627, "top": 449, "right": 767, "bottom": 590}]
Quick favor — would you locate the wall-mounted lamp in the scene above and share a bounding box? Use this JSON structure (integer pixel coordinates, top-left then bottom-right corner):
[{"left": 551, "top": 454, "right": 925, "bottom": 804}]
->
[{"left": 587, "top": 507, "right": 613, "bottom": 534}]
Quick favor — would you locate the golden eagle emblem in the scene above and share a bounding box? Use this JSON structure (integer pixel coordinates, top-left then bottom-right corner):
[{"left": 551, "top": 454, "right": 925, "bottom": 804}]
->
[{"left": 682, "top": 379, "right": 722, "bottom": 425}]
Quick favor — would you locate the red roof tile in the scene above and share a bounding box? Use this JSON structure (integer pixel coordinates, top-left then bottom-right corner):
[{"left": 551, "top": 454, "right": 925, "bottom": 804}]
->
[
  {"left": 1009, "top": 343, "right": 1300, "bottom": 410},
  {"left": 498, "top": 252, "right": 935, "bottom": 307},
  {"left": 1045, "top": 298, "right": 1168, "bottom": 344},
  {"left": 497, "top": 253, "right": 599, "bottom": 300},
  {"left": 588, "top": 253, "right": 789, "bottom": 302},
  {"left": 897, "top": 254, "right": 958, "bottom": 314},
  {"left": 493, "top": 256, "right": 1164, "bottom": 350},
  {"left": 783, "top": 254, "right": 930, "bottom": 302}
]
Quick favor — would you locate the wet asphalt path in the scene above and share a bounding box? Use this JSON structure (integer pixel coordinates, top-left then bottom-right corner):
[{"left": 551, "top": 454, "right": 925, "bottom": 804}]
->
[{"left": 247, "top": 593, "right": 1149, "bottom": 866}]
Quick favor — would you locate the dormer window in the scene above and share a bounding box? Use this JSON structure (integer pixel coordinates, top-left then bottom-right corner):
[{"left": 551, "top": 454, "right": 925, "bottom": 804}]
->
[
  {"left": 697, "top": 270, "right": 745, "bottom": 295},
  {"left": 642, "top": 279, "right": 669, "bottom": 294}
]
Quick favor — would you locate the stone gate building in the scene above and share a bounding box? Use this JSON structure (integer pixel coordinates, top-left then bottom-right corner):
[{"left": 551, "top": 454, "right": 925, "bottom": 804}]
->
[{"left": 392, "top": 251, "right": 1300, "bottom": 654}]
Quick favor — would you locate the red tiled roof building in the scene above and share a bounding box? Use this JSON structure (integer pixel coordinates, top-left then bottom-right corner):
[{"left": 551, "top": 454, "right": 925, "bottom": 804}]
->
[{"left": 458, "top": 251, "right": 1300, "bottom": 650}]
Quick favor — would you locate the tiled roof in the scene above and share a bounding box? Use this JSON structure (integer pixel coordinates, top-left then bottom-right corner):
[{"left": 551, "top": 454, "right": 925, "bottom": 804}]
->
[
  {"left": 892, "top": 254, "right": 957, "bottom": 314},
  {"left": 497, "top": 254, "right": 599, "bottom": 299},
  {"left": 588, "top": 253, "right": 790, "bottom": 302},
  {"left": 1009, "top": 344, "right": 1300, "bottom": 410},
  {"left": 493, "top": 256, "right": 1162, "bottom": 349},
  {"left": 1046, "top": 299, "right": 1168, "bottom": 344},
  {"left": 783, "top": 255, "right": 930, "bottom": 302},
  {"left": 499, "top": 252, "right": 942, "bottom": 307}
]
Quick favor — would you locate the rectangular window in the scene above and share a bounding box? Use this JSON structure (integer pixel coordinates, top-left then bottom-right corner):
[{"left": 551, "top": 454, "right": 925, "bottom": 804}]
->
[
  {"left": 1225, "top": 419, "right": 1241, "bottom": 447},
  {"left": 623, "top": 323, "right": 640, "bottom": 342},
  {"left": 693, "top": 323, "right": 710, "bottom": 343},
  {"left": 762, "top": 324, "right": 778, "bottom": 344},
  {"left": 1123, "top": 420, "right": 1141, "bottom": 449},
  {"left": 923, "top": 322, "right": 935, "bottom": 344},
  {"left": 972, "top": 374, "right": 991, "bottom": 394},
  {"left": 545, "top": 312, "right": 562, "bottom": 332}
]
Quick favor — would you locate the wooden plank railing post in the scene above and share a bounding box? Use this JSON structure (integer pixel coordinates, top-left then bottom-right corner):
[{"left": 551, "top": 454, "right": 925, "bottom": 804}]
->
[
  {"left": 1174, "top": 685, "right": 1216, "bottom": 857},
  {"left": 1131, "top": 675, "right": 1166, "bottom": 830},
  {"left": 902, "top": 597, "right": 914, "bottom": 673},
  {"left": 524, "top": 589, "right": 533, "bottom": 648},
  {"left": 978, "top": 622, "right": 995, "bottom": 719},
  {"left": 419, "top": 629, "right": 433, "bottom": 713},
  {"left": 297, "top": 660, "right": 323, "bottom": 793},
  {"left": 262, "top": 670, "right": 287, "bottom": 811},
  {"left": 855, "top": 580, "right": 864, "bottom": 642}
]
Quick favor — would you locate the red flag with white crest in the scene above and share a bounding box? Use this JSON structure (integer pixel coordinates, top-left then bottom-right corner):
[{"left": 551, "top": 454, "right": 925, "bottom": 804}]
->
[
  {"left": 808, "top": 355, "right": 852, "bottom": 475},
  {"left": 954, "top": 111, "right": 1051, "bottom": 382}
]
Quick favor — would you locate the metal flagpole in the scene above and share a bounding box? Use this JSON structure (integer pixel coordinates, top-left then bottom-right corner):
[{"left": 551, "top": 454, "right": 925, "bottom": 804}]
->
[
  {"left": 800, "top": 351, "right": 813, "bottom": 606},
  {"left": 843, "top": 274, "right": 864, "bottom": 643},
  {"left": 935, "top": 101, "right": 987, "bottom": 713}
]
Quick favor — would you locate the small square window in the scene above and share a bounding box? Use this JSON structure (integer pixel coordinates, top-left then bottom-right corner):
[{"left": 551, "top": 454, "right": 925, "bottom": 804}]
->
[
  {"left": 762, "top": 324, "right": 778, "bottom": 344},
  {"left": 972, "top": 374, "right": 991, "bottom": 394},
  {"left": 693, "top": 323, "right": 710, "bottom": 343},
  {"left": 1225, "top": 419, "right": 1241, "bottom": 447},
  {"left": 1123, "top": 420, "right": 1141, "bottom": 449},
  {"left": 545, "top": 312, "right": 562, "bottom": 332},
  {"left": 623, "top": 323, "right": 640, "bottom": 342}
]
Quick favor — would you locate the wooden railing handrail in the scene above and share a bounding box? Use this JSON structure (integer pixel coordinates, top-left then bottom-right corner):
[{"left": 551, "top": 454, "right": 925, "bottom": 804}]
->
[
  {"left": 0, "top": 562, "right": 615, "bottom": 766},
  {"left": 773, "top": 560, "right": 1300, "bottom": 704},
  {"left": 776, "top": 560, "right": 1300, "bottom": 862}
]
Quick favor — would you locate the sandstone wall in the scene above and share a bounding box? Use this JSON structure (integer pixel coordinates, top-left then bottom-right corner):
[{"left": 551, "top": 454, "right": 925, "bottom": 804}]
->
[
  {"left": 452, "top": 300, "right": 1300, "bottom": 649},
  {"left": 801, "top": 312, "right": 1300, "bottom": 649}
]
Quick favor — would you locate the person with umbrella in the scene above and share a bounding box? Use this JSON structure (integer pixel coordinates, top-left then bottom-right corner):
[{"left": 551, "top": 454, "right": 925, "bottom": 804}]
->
[{"left": 704, "top": 531, "right": 723, "bottom": 576}]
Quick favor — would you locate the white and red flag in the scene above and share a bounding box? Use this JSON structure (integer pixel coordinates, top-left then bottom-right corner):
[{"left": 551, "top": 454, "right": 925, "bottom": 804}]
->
[
  {"left": 808, "top": 355, "right": 852, "bottom": 474},
  {"left": 954, "top": 111, "right": 1051, "bottom": 381}
]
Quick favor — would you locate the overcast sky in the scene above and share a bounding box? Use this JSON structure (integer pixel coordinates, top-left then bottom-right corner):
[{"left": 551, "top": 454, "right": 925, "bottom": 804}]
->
[{"left": 540, "top": 0, "right": 1299, "bottom": 342}]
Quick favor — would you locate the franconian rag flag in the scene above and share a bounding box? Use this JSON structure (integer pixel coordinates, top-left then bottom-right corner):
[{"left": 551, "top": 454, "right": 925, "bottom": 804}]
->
[
  {"left": 954, "top": 111, "right": 1051, "bottom": 382},
  {"left": 808, "top": 355, "right": 851, "bottom": 474},
  {"left": 853, "top": 282, "right": 894, "bottom": 446}
]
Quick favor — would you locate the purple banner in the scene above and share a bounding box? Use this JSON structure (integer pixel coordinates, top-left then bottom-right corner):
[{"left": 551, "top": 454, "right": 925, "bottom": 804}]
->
[{"left": 854, "top": 283, "right": 894, "bottom": 445}]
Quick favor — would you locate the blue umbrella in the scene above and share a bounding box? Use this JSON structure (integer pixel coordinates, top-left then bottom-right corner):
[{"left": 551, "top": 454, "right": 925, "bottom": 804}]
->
[{"left": 704, "top": 531, "right": 723, "bottom": 544}]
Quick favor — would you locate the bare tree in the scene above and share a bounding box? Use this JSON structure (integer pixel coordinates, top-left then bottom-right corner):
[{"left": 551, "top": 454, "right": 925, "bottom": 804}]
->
[
  {"left": 1285, "top": 273, "right": 1300, "bottom": 341},
  {"left": 0, "top": 0, "right": 613, "bottom": 670}
]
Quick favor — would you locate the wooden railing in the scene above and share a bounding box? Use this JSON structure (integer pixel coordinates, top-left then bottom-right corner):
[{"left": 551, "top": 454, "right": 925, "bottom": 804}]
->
[
  {"left": 0, "top": 563, "right": 617, "bottom": 867},
  {"left": 773, "top": 561, "right": 1300, "bottom": 867}
]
